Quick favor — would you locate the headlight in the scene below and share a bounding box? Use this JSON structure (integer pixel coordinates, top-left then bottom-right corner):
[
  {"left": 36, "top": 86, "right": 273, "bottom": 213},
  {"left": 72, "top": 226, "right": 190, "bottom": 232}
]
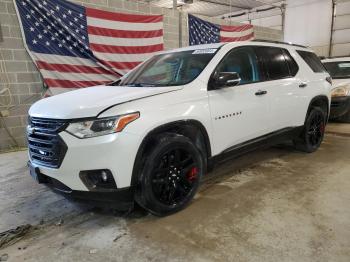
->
[
  {"left": 331, "top": 84, "right": 350, "bottom": 98},
  {"left": 66, "top": 112, "right": 139, "bottom": 138}
]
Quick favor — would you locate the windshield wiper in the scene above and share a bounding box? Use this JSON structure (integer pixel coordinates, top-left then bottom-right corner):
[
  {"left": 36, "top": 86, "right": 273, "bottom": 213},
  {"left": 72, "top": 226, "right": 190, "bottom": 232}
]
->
[
  {"left": 126, "top": 83, "right": 155, "bottom": 87},
  {"left": 107, "top": 79, "right": 121, "bottom": 86}
]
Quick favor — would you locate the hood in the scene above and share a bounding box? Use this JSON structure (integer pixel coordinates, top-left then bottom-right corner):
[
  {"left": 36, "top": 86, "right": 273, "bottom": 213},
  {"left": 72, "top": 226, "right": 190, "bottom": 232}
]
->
[
  {"left": 29, "top": 85, "right": 182, "bottom": 119},
  {"left": 332, "top": 79, "right": 350, "bottom": 90}
]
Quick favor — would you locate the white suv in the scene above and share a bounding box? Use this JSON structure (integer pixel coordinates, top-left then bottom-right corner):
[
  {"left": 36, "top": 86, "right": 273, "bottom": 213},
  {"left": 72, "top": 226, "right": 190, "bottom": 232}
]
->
[
  {"left": 27, "top": 41, "right": 332, "bottom": 216},
  {"left": 322, "top": 57, "right": 350, "bottom": 122}
]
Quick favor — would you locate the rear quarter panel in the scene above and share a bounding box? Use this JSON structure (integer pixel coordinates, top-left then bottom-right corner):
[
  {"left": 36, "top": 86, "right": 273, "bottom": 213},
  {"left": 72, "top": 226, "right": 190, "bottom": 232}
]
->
[{"left": 290, "top": 48, "right": 332, "bottom": 124}]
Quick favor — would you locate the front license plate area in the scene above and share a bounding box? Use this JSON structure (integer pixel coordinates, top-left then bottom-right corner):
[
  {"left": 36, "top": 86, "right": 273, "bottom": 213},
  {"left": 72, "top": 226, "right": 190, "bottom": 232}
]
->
[
  {"left": 28, "top": 162, "right": 45, "bottom": 183},
  {"left": 29, "top": 163, "right": 38, "bottom": 182}
]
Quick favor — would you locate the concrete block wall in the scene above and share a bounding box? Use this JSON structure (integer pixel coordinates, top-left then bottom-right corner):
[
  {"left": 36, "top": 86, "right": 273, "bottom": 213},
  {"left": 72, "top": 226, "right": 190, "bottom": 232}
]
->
[
  {"left": 0, "top": 0, "right": 43, "bottom": 151},
  {"left": 0, "top": 0, "right": 283, "bottom": 152}
]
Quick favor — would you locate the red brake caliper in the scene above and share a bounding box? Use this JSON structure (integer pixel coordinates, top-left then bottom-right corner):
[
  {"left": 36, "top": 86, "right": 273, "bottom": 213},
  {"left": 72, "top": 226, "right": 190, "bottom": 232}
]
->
[
  {"left": 187, "top": 167, "right": 199, "bottom": 182},
  {"left": 320, "top": 123, "right": 325, "bottom": 133}
]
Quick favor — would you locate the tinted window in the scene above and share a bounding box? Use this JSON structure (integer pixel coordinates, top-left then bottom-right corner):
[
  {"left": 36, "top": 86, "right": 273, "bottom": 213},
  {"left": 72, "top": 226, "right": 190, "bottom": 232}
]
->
[
  {"left": 323, "top": 61, "right": 350, "bottom": 79},
  {"left": 282, "top": 49, "right": 299, "bottom": 76},
  {"left": 297, "top": 50, "right": 326, "bottom": 73},
  {"left": 256, "top": 47, "right": 290, "bottom": 80},
  {"left": 214, "top": 47, "right": 261, "bottom": 85}
]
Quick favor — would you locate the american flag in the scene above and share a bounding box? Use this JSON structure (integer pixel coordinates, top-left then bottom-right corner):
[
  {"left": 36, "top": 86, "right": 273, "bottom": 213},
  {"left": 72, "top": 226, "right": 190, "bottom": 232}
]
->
[
  {"left": 15, "top": 0, "right": 164, "bottom": 95},
  {"left": 188, "top": 14, "right": 254, "bottom": 46}
]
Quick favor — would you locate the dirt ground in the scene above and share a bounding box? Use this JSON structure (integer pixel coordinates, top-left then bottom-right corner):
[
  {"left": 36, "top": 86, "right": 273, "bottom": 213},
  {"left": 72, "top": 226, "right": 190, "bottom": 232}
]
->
[{"left": 0, "top": 126, "right": 350, "bottom": 262}]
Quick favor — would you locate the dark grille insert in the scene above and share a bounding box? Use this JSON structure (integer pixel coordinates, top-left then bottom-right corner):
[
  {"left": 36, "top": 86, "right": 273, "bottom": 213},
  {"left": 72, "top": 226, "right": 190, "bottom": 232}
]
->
[{"left": 27, "top": 117, "right": 68, "bottom": 168}]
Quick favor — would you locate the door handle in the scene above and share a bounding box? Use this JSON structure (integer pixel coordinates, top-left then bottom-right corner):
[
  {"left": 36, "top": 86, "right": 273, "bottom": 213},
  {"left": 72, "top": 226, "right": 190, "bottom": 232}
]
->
[
  {"left": 299, "top": 82, "right": 307, "bottom": 88},
  {"left": 255, "top": 90, "right": 267, "bottom": 96}
]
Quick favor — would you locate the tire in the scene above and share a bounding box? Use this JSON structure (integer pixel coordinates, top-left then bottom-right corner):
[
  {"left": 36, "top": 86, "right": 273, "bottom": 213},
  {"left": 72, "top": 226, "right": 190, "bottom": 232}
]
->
[
  {"left": 294, "top": 107, "right": 326, "bottom": 153},
  {"left": 135, "top": 133, "right": 204, "bottom": 216}
]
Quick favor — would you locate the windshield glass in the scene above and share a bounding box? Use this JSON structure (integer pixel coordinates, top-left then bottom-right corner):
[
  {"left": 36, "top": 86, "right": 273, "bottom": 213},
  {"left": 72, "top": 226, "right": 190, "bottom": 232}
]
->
[
  {"left": 323, "top": 61, "right": 350, "bottom": 79},
  {"left": 117, "top": 49, "right": 218, "bottom": 87}
]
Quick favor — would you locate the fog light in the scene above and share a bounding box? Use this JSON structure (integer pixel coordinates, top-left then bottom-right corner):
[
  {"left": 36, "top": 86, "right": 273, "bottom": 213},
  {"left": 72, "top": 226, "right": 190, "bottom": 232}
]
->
[
  {"left": 79, "top": 169, "right": 117, "bottom": 191},
  {"left": 101, "top": 171, "right": 108, "bottom": 182}
]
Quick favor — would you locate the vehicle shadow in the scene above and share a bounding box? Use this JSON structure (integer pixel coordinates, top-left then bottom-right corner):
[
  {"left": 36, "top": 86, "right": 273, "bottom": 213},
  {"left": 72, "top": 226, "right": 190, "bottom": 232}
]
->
[
  {"left": 105, "top": 141, "right": 301, "bottom": 219},
  {"left": 200, "top": 141, "right": 298, "bottom": 190},
  {"left": 0, "top": 143, "right": 303, "bottom": 238}
]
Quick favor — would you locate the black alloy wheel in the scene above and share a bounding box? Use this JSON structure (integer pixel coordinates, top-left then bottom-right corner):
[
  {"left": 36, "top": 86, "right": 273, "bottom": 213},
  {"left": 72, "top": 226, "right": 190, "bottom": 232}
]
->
[
  {"left": 151, "top": 147, "right": 199, "bottom": 206},
  {"left": 306, "top": 110, "right": 325, "bottom": 147},
  {"left": 136, "top": 133, "right": 204, "bottom": 216},
  {"left": 294, "top": 107, "right": 326, "bottom": 153}
]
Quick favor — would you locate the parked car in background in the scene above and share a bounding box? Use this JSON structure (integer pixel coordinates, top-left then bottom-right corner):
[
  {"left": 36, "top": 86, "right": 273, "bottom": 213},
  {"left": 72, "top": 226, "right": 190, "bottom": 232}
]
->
[
  {"left": 27, "top": 41, "right": 331, "bottom": 216},
  {"left": 322, "top": 57, "right": 350, "bottom": 122}
]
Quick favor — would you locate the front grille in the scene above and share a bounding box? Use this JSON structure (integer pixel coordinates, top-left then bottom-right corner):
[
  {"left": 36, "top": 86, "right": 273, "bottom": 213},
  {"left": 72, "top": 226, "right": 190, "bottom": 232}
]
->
[{"left": 27, "top": 117, "right": 68, "bottom": 168}]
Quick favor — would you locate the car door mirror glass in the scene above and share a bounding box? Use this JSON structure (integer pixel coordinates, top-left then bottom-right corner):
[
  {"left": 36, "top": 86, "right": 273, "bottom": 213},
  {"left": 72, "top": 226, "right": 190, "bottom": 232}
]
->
[{"left": 212, "top": 72, "right": 241, "bottom": 89}]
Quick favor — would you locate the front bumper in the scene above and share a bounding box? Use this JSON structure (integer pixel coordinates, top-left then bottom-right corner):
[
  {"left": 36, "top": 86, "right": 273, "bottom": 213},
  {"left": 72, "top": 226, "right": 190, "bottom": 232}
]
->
[
  {"left": 28, "top": 130, "right": 142, "bottom": 207},
  {"left": 31, "top": 167, "right": 134, "bottom": 209},
  {"left": 330, "top": 96, "right": 350, "bottom": 119}
]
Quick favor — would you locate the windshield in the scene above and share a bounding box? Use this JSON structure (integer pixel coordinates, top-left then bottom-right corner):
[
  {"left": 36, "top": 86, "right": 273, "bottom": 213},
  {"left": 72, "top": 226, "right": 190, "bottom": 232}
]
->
[
  {"left": 323, "top": 61, "right": 350, "bottom": 79},
  {"left": 116, "top": 49, "right": 218, "bottom": 87}
]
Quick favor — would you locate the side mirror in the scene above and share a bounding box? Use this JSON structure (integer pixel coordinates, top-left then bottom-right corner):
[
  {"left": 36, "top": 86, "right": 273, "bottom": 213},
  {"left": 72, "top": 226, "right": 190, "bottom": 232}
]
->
[{"left": 210, "top": 72, "right": 241, "bottom": 90}]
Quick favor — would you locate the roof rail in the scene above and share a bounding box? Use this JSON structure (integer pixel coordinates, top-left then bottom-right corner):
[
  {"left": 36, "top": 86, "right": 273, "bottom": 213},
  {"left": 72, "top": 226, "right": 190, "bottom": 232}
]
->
[{"left": 252, "top": 39, "right": 308, "bottom": 49}]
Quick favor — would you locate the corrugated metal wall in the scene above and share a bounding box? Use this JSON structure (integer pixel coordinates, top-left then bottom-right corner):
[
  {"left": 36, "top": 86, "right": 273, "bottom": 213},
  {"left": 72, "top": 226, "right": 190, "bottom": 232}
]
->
[
  {"left": 284, "top": 0, "right": 332, "bottom": 56},
  {"left": 331, "top": 0, "right": 350, "bottom": 56}
]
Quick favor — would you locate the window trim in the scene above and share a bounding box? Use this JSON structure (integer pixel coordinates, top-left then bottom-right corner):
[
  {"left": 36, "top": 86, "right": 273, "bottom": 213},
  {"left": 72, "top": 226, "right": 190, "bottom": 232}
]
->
[
  {"left": 208, "top": 45, "right": 265, "bottom": 90},
  {"left": 282, "top": 49, "right": 299, "bottom": 77},
  {"left": 208, "top": 45, "right": 299, "bottom": 91}
]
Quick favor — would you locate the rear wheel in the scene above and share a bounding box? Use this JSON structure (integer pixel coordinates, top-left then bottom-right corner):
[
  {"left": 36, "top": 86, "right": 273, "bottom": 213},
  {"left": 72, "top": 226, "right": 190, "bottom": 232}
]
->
[
  {"left": 294, "top": 107, "right": 326, "bottom": 153},
  {"left": 135, "top": 133, "right": 204, "bottom": 216}
]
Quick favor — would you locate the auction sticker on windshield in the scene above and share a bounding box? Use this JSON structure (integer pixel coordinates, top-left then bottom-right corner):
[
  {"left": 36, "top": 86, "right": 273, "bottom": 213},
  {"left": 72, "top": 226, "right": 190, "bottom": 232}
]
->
[{"left": 192, "top": 49, "right": 217, "bottom": 54}]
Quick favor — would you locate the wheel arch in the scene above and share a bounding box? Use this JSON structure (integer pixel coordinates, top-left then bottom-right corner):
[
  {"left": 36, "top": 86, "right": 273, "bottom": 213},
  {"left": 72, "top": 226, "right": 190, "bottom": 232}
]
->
[
  {"left": 130, "top": 119, "right": 211, "bottom": 187},
  {"left": 307, "top": 95, "right": 330, "bottom": 121}
]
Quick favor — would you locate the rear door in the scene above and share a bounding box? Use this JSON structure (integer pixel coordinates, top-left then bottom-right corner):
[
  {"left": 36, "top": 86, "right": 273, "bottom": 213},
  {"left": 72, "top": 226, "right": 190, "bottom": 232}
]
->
[
  {"left": 207, "top": 46, "right": 271, "bottom": 154},
  {"left": 254, "top": 46, "right": 303, "bottom": 130}
]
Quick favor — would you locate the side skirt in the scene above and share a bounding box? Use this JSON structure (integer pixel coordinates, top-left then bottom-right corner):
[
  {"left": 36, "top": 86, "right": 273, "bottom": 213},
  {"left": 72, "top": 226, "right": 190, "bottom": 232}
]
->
[{"left": 208, "top": 126, "right": 304, "bottom": 169}]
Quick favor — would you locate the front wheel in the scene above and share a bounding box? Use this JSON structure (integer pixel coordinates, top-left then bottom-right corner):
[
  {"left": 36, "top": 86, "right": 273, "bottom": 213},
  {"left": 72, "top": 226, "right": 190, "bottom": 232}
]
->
[
  {"left": 294, "top": 107, "right": 326, "bottom": 153},
  {"left": 135, "top": 133, "right": 204, "bottom": 216}
]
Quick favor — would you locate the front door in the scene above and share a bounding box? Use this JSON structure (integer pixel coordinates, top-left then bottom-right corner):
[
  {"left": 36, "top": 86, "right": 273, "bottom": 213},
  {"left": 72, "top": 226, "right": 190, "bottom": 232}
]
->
[{"left": 208, "top": 46, "right": 271, "bottom": 155}]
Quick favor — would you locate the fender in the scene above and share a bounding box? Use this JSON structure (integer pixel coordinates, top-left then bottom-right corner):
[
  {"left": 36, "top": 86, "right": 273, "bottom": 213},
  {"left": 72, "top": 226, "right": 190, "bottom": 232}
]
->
[
  {"left": 306, "top": 95, "right": 330, "bottom": 121},
  {"left": 130, "top": 119, "right": 211, "bottom": 187}
]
